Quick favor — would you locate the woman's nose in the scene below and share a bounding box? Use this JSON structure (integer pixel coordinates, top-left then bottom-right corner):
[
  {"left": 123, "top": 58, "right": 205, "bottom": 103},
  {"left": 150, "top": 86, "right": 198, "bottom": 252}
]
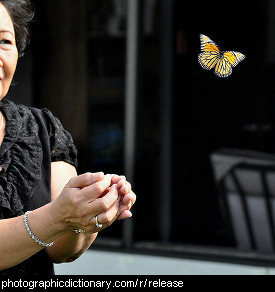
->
[{"left": 0, "top": 59, "right": 3, "bottom": 67}]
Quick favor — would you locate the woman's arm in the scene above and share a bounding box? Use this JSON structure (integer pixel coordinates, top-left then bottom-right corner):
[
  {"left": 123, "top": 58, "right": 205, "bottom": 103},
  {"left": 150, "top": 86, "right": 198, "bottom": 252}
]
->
[
  {"left": 0, "top": 168, "right": 119, "bottom": 270},
  {"left": 0, "top": 202, "right": 68, "bottom": 270},
  {"left": 0, "top": 162, "right": 135, "bottom": 270}
]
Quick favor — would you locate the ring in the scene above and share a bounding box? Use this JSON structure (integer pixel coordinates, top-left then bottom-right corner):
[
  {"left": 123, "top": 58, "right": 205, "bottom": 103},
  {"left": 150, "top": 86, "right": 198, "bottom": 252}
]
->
[{"left": 95, "top": 215, "right": 103, "bottom": 228}]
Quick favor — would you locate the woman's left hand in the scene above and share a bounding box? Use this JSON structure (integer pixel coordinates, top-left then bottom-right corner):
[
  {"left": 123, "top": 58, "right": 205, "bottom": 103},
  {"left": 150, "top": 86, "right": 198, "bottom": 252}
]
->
[{"left": 110, "top": 174, "right": 136, "bottom": 220}]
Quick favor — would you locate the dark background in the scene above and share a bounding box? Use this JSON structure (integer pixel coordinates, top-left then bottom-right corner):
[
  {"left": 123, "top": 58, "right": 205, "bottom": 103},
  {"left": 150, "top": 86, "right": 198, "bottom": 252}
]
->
[{"left": 8, "top": 0, "right": 275, "bottom": 253}]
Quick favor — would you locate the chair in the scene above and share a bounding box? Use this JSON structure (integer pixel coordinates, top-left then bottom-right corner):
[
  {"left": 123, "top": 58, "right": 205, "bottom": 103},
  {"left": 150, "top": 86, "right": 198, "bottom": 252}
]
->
[{"left": 210, "top": 148, "right": 275, "bottom": 253}]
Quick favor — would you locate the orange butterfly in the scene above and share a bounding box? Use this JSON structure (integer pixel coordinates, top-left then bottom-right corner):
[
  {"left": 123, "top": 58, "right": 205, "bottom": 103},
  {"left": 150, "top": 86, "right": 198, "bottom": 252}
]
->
[{"left": 198, "top": 34, "right": 245, "bottom": 77}]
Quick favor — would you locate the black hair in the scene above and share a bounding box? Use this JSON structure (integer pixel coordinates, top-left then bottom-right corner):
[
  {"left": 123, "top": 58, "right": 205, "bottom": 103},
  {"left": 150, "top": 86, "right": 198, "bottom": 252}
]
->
[{"left": 0, "top": 0, "right": 34, "bottom": 57}]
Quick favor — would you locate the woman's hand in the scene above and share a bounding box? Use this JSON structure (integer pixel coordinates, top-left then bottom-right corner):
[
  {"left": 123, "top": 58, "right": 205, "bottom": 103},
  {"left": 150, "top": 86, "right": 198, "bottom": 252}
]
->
[
  {"left": 50, "top": 172, "right": 123, "bottom": 233},
  {"left": 110, "top": 174, "right": 136, "bottom": 220}
]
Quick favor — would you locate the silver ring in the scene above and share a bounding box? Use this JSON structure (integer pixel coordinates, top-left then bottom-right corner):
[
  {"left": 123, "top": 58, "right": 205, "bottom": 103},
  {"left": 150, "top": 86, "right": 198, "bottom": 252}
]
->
[{"left": 95, "top": 215, "right": 103, "bottom": 228}]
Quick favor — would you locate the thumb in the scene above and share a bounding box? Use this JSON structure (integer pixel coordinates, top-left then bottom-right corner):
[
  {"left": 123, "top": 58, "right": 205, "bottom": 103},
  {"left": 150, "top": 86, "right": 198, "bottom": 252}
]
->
[{"left": 67, "top": 172, "right": 105, "bottom": 189}]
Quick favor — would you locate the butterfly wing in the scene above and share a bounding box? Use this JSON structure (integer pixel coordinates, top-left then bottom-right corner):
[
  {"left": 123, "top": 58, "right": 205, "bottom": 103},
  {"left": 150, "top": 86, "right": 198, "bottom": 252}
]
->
[
  {"left": 223, "top": 51, "right": 246, "bottom": 67},
  {"left": 200, "top": 34, "right": 220, "bottom": 52},
  {"left": 214, "top": 51, "right": 246, "bottom": 77},
  {"left": 198, "top": 34, "right": 220, "bottom": 70},
  {"left": 198, "top": 51, "right": 220, "bottom": 70},
  {"left": 214, "top": 56, "right": 233, "bottom": 77}
]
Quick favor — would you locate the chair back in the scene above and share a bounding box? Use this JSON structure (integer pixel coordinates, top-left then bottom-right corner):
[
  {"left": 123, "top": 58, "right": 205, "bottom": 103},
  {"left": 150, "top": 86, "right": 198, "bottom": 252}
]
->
[{"left": 210, "top": 148, "right": 275, "bottom": 253}]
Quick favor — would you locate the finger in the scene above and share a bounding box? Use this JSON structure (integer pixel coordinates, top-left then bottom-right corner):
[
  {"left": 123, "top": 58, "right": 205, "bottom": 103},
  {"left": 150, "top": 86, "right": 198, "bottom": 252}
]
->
[
  {"left": 97, "top": 196, "right": 120, "bottom": 226},
  {"left": 67, "top": 172, "right": 105, "bottom": 189},
  {"left": 111, "top": 174, "right": 126, "bottom": 185},
  {"left": 72, "top": 185, "right": 119, "bottom": 232},
  {"left": 81, "top": 174, "right": 112, "bottom": 201},
  {"left": 89, "top": 184, "right": 119, "bottom": 215},
  {"left": 88, "top": 194, "right": 121, "bottom": 233},
  {"left": 117, "top": 210, "right": 132, "bottom": 220},
  {"left": 117, "top": 180, "right": 132, "bottom": 195},
  {"left": 121, "top": 192, "right": 136, "bottom": 208}
]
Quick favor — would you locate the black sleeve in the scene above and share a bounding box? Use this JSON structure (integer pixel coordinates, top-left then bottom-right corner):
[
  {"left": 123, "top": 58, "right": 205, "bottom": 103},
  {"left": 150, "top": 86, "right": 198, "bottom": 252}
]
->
[{"left": 32, "top": 107, "right": 78, "bottom": 169}]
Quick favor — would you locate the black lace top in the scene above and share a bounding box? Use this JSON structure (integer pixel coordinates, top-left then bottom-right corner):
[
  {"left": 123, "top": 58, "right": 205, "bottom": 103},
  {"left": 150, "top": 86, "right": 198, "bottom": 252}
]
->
[{"left": 0, "top": 98, "right": 78, "bottom": 275}]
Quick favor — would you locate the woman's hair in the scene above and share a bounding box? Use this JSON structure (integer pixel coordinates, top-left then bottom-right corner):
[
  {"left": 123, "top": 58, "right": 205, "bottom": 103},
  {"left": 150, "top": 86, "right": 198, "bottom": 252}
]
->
[{"left": 0, "top": 0, "right": 34, "bottom": 57}]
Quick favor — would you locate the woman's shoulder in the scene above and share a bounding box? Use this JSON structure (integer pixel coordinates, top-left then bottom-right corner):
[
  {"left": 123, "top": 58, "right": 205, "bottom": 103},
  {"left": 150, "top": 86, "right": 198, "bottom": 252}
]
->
[
  {"left": 18, "top": 103, "right": 57, "bottom": 125},
  {"left": 3, "top": 99, "right": 56, "bottom": 126},
  {"left": 12, "top": 102, "right": 62, "bottom": 134},
  {"left": 14, "top": 103, "right": 78, "bottom": 168}
]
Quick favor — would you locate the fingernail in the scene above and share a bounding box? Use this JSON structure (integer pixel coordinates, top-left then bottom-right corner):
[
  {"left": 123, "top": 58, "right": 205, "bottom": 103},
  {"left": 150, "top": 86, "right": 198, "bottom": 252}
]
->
[
  {"left": 93, "top": 172, "right": 104, "bottom": 180},
  {"left": 95, "top": 171, "right": 104, "bottom": 176},
  {"left": 105, "top": 174, "right": 112, "bottom": 179}
]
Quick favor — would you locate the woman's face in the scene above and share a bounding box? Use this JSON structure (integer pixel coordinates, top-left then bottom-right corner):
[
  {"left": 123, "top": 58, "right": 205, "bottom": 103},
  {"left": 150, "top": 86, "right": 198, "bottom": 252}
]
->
[{"left": 0, "top": 3, "right": 18, "bottom": 100}]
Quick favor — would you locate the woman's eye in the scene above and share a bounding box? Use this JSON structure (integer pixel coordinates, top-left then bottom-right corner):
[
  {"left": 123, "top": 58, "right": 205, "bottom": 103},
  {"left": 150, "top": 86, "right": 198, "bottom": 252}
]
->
[{"left": 0, "top": 40, "right": 11, "bottom": 45}]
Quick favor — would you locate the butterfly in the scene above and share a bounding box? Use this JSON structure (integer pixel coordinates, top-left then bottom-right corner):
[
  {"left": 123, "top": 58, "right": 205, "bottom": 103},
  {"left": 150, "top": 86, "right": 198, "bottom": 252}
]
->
[{"left": 198, "top": 34, "right": 245, "bottom": 78}]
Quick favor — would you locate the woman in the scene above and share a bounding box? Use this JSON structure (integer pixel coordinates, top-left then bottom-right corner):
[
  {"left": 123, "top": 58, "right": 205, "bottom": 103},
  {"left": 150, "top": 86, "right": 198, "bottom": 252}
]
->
[{"left": 0, "top": 0, "right": 136, "bottom": 275}]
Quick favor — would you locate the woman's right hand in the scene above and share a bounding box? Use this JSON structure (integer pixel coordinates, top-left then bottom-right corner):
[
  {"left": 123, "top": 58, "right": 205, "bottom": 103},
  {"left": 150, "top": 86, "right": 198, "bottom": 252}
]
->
[{"left": 50, "top": 172, "right": 121, "bottom": 234}]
